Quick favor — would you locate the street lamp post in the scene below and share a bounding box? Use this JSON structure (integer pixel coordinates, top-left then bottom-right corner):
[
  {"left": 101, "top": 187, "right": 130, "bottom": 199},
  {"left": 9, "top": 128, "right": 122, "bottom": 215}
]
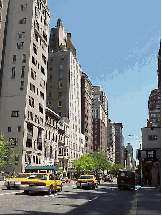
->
[{"left": 128, "top": 135, "right": 143, "bottom": 186}]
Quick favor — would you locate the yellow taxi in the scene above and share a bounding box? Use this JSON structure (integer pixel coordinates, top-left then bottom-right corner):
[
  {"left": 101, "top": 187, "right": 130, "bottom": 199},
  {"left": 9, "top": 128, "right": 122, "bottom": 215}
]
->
[
  {"left": 19, "top": 173, "right": 62, "bottom": 195},
  {"left": 4, "top": 173, "right": 31, "bottom": 189},
  {"left": 76, "top": 175, "right": 98, "bottom": 189}
]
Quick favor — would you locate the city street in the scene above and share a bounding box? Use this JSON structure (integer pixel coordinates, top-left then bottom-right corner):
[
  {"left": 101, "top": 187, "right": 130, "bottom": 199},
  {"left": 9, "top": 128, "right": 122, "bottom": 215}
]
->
[{"left": 0, "top": 179, "right": 160, "bottom": 215}]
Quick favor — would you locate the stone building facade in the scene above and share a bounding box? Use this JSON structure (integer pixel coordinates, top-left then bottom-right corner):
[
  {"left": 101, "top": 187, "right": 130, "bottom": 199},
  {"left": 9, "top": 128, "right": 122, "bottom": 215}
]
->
[
  {"left": 92, "top": 86, "right": 108, "bottom": 155},
  {"left": 47, "top": 19, "right": 85, "bottom": 169},
  {"left": 0, "top": 0, "right": 50, "bottom": 173},
  {"left": 81, "top": 72, "right": 94, "bottom": 154}
]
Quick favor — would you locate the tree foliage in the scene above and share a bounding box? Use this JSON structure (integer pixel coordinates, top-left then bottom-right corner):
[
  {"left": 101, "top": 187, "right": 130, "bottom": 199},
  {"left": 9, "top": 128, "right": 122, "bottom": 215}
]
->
[
  {"left": 0, "top": 133, "right": 19, "bottom": 167},
  {"left": 72, "top": 151, "right": 112, "bottom": 177},
  {"left": 111, "top": 164, "right": 124, "bottom": 176}
]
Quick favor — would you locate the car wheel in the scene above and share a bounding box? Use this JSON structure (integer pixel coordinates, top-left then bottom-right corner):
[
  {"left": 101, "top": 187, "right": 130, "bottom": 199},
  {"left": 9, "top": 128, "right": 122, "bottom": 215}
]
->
[
  {"left": 92, "top": 185, "right": 95, "bottom": 189},
  {"left": 7, "top": 186, "right": 11, "bottom": 190},
  {"left": 24, "top": 190, "right": 29, "bottom": 194},
  {"left": 48, "top": 185, "right": 52, "bottom": 195},
  {"left": 77, "top": 186, "right": 80, "bottom": 189},
  {"left": 118, "top": 185, "right": 121, "bottom": 189},
  {"left": 132, "top": 186, "right": 135, "bottom": 190}
]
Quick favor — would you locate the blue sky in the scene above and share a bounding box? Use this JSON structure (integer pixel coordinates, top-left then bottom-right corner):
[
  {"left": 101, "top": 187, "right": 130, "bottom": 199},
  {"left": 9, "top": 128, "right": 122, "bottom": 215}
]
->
[{"left": 47, "top": 0, "right": 161, "bottom": 160}]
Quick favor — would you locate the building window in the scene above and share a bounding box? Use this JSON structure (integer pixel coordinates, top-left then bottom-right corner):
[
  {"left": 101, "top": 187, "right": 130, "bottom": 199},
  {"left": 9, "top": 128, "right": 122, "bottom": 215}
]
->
[
  {"left": 59, "top": 92, "right": 62, "bottom": 97},
  {"left": 0, "top": 0, "right": 2, "bottom": 8},
  {"left": 22, "top": 54, "right": 26, "bottom": 63},
  {"left": 31, "top": 68, "right": 36, "bottom": 80},
  {"left": 13, "top": 55, "right": 16, "bottom": 63},
  {"left": 40, "top": 91, "right": 44, "bottom": 99},
  {"left": 19, "top": 18, "right": 26, "bottom": 24},
  {"left": 11, "top": 67, "right": 15, "bottom": 79},
  {"left": 59, "top": 64, "right": 63, "bottom": 71},
  {"left": 18, "top": 32, "right": 25, "bottom": 39},
  {"left": 17, "top": 42, "right": 24, "bottom": 49},
  {"left": 18, "top": 126, "right": 21, "bottom": 132},
  {"left": 20, "top": 81, "right": 24, "bottom": 90},
  {"left": 43, "top": 31, "right": 47, "bottom": 41},
  {"left": 58, "top": 101, "right": 62, "bottom": 107},
  {"left": 33, "top": 43, "right": 37, "bottom": 55},
  {"left": 156, "top": 105, "right": 161, "bottom": 109},
  {"left": 42, "top": 54, "right": 46, "bottom": 64},
  {"left": 21, "top": 4, "right": 27, "bottom": 11},
  {"left": 148, "top": 135, "right": 157, "bottom": 141},
  {"left": 49, "top": 74, "right": 52, "bottom": 80},
  {"left": 40, "top": 78, "right": 45, "bottom": 88},
  {"left": 21, "top": 66, "right": 25, "bottom": 78},
  {"left": 41, "top": 66, "right": 45, "bottom": 75},
  {"left": 30, "top": 83, "right": 35, "bottom": 93},
  {"left": 32, "top": 56, "right": 37, "bottom": 66},
  {"left": 59, "top": 71, "right": 63, "bottom": 79},
  {"left": 11, "top": 111, "right": 19, "bottom": 117},
  {"left": 8, "top": 127, "right": 11, "bottom": 132},
  {"left": 29, "top": 96, "right": 34, "bottom": 108},
  {"left": 59, "top": 80, "right": 62, "bottom": 88},
  {"left": 35, "top": 32, "right": 39, "bottom": 42},
  {"left": 39, "top": 103, "right": 43, "bottom": 114}
]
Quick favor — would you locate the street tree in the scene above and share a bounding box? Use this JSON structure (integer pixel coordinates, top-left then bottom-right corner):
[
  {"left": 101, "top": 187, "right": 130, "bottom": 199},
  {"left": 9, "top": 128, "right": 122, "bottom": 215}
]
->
[
  {"left": 111, "top": 163, "right": 124, "bottom": 176},
  {"left": 92, "top": 151, "right": 111, "bottom": 174},
  {"left": 0, "top": 133, "right": 19, "bottom": 167}
]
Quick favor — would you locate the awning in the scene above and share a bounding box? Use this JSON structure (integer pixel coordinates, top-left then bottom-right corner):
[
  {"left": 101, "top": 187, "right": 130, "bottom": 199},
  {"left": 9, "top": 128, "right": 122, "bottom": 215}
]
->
[{"left": 25, "top": 166, "right": 58, "bottom": 171}]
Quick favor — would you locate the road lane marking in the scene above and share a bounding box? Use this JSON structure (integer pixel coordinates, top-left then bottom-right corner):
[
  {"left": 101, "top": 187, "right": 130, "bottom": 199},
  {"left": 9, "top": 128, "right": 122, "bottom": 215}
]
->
[
  {"left": 130, "top": 191, "right": 138, "bottom": 215},
  {"left": 89, "top": 196, "right": 98, "bottom": 202}
]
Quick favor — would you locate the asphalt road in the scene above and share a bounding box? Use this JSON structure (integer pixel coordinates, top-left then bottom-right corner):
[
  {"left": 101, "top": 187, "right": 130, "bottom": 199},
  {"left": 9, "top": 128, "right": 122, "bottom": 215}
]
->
[{"left": 0, "top": 179, "right": 161, "bottom": 215}]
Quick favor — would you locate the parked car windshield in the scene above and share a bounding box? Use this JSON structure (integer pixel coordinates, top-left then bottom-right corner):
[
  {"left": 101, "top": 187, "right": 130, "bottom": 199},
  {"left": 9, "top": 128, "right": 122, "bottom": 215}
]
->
[{"left": 79, "top": 175, "right": 93, "bottom": 179}]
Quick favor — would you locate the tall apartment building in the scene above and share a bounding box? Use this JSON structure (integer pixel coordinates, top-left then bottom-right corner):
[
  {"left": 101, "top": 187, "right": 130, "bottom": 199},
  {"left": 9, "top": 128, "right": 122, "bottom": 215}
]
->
[
  {"left": 147, "top": 42, "right": 161, "bottom": 128},
  {"left": 0, "top": 0, "right": 50, "bottom": 173},
  {"left": 107, "top": 119, "right": 115, "bottom": 165},
  {"left": 157, "top": 41, "right": 161, "bottom": 89},
  {"left": 147, "top": 89, "right": 161, "bottom": 127},
  {"left": 114, "top": 123, "right": 123, "bottom": 164},
  {"left": 81, "top": 72, "right": 94, "bottom": 154},
  {"left": 126, "top": 142, "right": 133, "bottom": 159},
  {"left": 93, "top": 86, "right": 108, "bottom": 155},
  {"left": 47, "top": 19, "right": 85, "bottom": 169},
  {"left": 0, "top": 0, "right": 9, "bottom": 94}
]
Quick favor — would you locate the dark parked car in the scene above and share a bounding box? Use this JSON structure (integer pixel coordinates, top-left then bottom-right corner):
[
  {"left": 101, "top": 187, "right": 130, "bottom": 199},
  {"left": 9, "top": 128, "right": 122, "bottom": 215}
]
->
[{"left": 104, "top": 175, "right": 113, "bottom": 182}]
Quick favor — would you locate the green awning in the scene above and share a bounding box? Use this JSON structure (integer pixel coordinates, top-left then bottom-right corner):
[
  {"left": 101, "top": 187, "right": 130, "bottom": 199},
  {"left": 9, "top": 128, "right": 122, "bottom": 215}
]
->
[{"left": 25, "top": 166, "right": 58, "bottom": 171}]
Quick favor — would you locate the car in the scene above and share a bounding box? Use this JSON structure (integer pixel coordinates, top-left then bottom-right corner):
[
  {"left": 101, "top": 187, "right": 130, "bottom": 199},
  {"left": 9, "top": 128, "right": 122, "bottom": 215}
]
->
[
  {"left": 4, "top": 173, "right": 31, "bottom": 189},
  {"left": 104, "top": 175, "right": 113, "bottom": 182},
  {"left": 117, "top": 170, "right": 136, "bottom": 190},
  {"left": 64, "top": 177, "right": 70, "bottom": 183},
  {"left": 76, "top": 175, "right": 98, "bottom": 189},
  {"left": 19, "top": 173, "right": 62, "bottom": 195}
]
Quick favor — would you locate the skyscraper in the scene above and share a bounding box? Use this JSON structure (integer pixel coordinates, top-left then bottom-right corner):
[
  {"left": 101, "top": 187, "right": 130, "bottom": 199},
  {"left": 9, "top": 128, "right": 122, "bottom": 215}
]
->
[
  {"left": 47, "top": 19, "right": 84, "bottom": 169},
  {"left": 81, "top": 72, "right": 94, "bottom": 154},
  {"left": 93, "top": 86, "right": 108, "bottom": 155},
  {"left": 0, "top": 0, "right": 50, "bottom": 173},
  {"left": 147, "top": 41, "right": 161, "bottom": 128}
]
